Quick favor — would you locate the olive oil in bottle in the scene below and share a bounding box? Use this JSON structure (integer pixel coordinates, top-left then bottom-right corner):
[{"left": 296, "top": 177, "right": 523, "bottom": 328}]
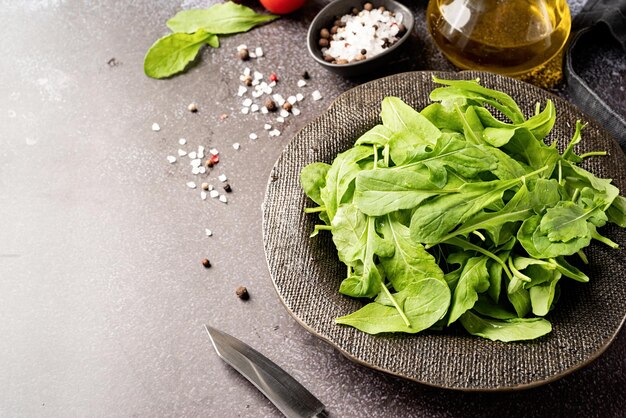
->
[{"left": 427, "top": 0, "right": 571, "bottom": 77}]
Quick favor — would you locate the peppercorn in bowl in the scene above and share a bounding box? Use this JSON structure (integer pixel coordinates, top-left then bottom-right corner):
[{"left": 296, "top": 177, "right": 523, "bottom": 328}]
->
[{"left": 307, "top": 0, "right": 414, "bottom": 76}]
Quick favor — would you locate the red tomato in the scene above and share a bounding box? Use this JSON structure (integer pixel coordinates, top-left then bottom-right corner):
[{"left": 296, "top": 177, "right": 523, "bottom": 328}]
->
[{"left": 260, "top": 0, "right": 306, "bottom": 14}]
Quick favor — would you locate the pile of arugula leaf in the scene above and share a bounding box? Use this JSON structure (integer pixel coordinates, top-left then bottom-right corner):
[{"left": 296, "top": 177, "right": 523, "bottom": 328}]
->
[
  {"left": 144, "top": 2, "right": 278, "bottom": 79},
  {"left": 300, "top": 77, "right": 626, "bottom": 342}
]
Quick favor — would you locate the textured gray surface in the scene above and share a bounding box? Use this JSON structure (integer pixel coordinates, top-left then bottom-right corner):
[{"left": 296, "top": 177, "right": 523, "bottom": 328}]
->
[
  {"left": 263, "top": 70, "right": 626, "bottom": 391},
  {"left": 0, "top": 0, "right": 624, "bottom": 417}
]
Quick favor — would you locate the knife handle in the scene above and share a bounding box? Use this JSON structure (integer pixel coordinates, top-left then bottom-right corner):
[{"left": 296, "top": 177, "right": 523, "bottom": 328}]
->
[{"left": 312, "top": 411, "right": 328, "bottom": 418}]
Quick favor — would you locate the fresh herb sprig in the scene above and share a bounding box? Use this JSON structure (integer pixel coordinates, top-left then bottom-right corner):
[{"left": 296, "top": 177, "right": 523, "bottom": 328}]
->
[
  {"left": 300, "top": 77, "right": 626, "bottom": 342},
  {"left": 144, "top": 2, "right": 278, "bottom": 79}
]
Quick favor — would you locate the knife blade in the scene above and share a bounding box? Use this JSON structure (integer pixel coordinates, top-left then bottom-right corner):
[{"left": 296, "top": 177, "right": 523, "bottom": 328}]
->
[{"left": 204, "top": 325, "right": 327, "bottom": 418}]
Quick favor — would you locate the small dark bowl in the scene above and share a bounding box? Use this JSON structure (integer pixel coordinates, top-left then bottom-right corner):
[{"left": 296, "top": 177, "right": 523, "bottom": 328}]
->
[{"left": 307, "top": 0, "right": 415, "bottom": 77}]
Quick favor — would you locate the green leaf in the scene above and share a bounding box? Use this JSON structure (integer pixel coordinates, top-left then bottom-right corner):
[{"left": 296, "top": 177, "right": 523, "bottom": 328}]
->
[
  {"left": 336, "top": 278, "right": 450, "bottom": 334},
  {"left": 447, "top": 256, "right": 490, "bottom": 325},
  {"left": 379, "top": 213, "right": 445, "bottom": 292},
  {"left": 355, "top": 125, "right": 394, "bottom": 147},
  {"left": 300, "top": 162, "right": 330, "bottom": 206},
  {"left": 607, "top": 195, "right": 626, "bottom": 227},
  {"left": 320, "top": 146, "right": 373, "bottom": 221},
  {"left": 410, "top": 177, "right": 521, "bottom": 244},
  {"left": 380, "top": 97, "right": 441, "bottom": 144},
  {"left": 518, "top": 214, "right": 593, "bottom": 259},
  {"left": 144, "top": 30, "right": 217, "bottom": 79},
  {"left": 539, "top": 201, "right": 599, "bottom": 243},
  {"left": 389, "top": 134, "right": 498, "bottom": 179},
  {"left": 166, "top": 2, "right": 279, "bottom": 34},
  {"left": 529, "top": 271, "right": 561, "bottom": 316},
  {"left": 353, "top": 167, "right": 449, "bottom": 217},
  {"left": 459, "top": 311, "right": 552, "bottom": 342},
  {"left": 550, "top": 256, "right": 589, "bottom": 282},
  {"left": 473, "top": 295, "right": 518, "bottom": 319}
]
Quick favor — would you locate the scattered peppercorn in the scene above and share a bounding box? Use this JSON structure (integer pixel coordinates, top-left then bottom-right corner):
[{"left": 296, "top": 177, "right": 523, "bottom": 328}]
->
[
  {"left": 206, "top": 154, "right": 219, "bottom": 168},
  {"left": 265, "top": 98, "right": 277, "bottom": 111},
  {"left": 236, "top": 286, "right": 249, "bottom": 300},
  {"left": 360, "top": 49, "right": 367, "bottom": 55},
  {"left": 201, "top": 258, "right": 211, "bottom": 268},
  {"left": 238, "top": 48, "right": 249, "bottom": 60},
  {"left": 282, "top": 102, "right": 293, "bottom": 112},
  {"left": 201, "top": 182, "right": 209, "bottom": 191},
  {"left": 302, "top": 70, "right": 310, "bottom": 79},
  {"left": 223, "top": 183, "right": 232, "bottom": 193},
  {"left": 269, "top": 73, "right": 278, "bottom": 82},
  {"left": 242, "top": 75, "right": 253, "bottom": 86},
  {"left": 188, "top": 103, "right": 198, "bottom": 113}
]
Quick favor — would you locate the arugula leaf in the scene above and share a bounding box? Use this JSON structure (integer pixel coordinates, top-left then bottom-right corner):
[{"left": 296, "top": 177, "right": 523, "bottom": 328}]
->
[
  {"left": 354, "top": 167, "right": 451, "bottom": 217},
  {"left": 332, "top": 205, "right": 394, "bottom": 298},
  {"left": 473, "top": 295, "right": 518, "bottom": 319},
  {"left": 447, "top": 256, "right": 490, "bottom": 325},
  {"left": 539, "top": 201, "right": 600, "bottom": 243},
  {"left": 607, "top": 195, "right": 626, "bottom": 227},
  {"left": 336, "top": 278, "right": 450, "bottom": 334},
  {"left": 300, "top": 162, "right": 330, "bottom": 207},
  {"left": 144, "top": 30, "right": 218, "bottom": 79},
  {"left": 518, "top": 214, "right": 593, "bottom": 259},
  {"left": 410, "top": 177, "right": 523, "bottom": 244},
  {"left": 459, "top": 311, "right": 552, "bottom": 342},
  {"left": 355, "top": 125, "right": 394, "bottom": 147},
  {"left": 320, "top": 146, "right": 373, "bottom": 221},
  {"left": 379, "top": 213, "right": 445, "bottom": 292},
  {"left": 166, "top": 2, "right": 279, "bottom": 34},
  {"left": 380, "top": 97, "right": 441, "bottom": 145},
  {"left": 529, "top": 271, "right": 561, "bottom": 316}
]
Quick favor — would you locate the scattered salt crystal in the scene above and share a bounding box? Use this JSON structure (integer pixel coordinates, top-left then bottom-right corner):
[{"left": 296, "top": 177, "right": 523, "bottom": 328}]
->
[
  {"left": 287, "top": 96, "right": 297, "bottom": 105},
  {"left": 292, "top": 108, "right": 301, "bottom": 116},
  {"left": 261, "top": 106, "right": 269, "bottom": 114},
  {"left": 166, "top": 156, "right": 176, "bottom": 164},
  {"left": 191, "top": 158, "right": 202, "bottom": 167},
  {"left": 249, "top": 52, "right": 257, "bottom": 59},
  {"left": 297, "top": 79, "right": 307, "bottom": 87},
  {"left": 269, "top": 81, "right": 277, "bottom": 87},
  {"left": 151, "top": 123, "right": 160, "bottom": 132},
  {"left": 252, "top": 90, "right": 263, "bottom": 98},
  {"left": 209, "top": 185, "right": 215, "bottom": 191},
  {"left": 187, "top": 181, "right": 197, "bottom": 189},
  {"left": 219, "top": 195, "right": 228, "bottom": 203},
  {"left": 252, "top": 79, "right": 260, "bottom": 86},
  {"left": 276, "top": 117, "right": 285, "bottom": 123},
  {"left": 233, "top": 142, "right": 241, "bottom": 150},
  {"left": 312, "top": 90, "right": 322, "bottom": 101},
  {"left": 210, "top": 190, "right": 219, "bottom": 198},
  {"left": 241, "top": 107, "right": 250, "bottom": 114},
  {"left": 243, "top": 67, "right": 251, "bottom": 76},
  {"left": 237, "top": 86, "right": 247, "bottom": 96},
  {"left": 201, "top": 191, "right": 207, "bottom": 200},
  {"left": 188, "top": 151, "right": 197, "bottom": 159},
  {"left": 199, "top": 167, "right": 206, "bottom": 174},
  {"left": 255, "top": 47, "right": 264, "bottom": 57},
  {"left": 178, "top": 138, "right": 186, "bottom": 145},
  {"left": 178, "top": 149, "right": 187, "bottom": 157},
  {"left": 269, "top": 129, "right": 281, "bottom": 137},
  {"left": 198, "top": 146, "right": 205, "bottom": 158},
  {"left": 210, "top": 148, "right": 219, "bottom": 156},
  {"left": 251, "top": 104, "right": 259, "bottom": 112},
  {"left": 279, "top": 109, "right": 290, "bottom": 118},
  {"left": 218, "top": 174, "right": 228, "bottom": 182},
  {"left": 191, "top": 166, "right": 200, "bottom": 175},
  {"left": 264, "top": 124, "right": 272, "bottom": 130},
  {"left": 205, "top": 228, "right": 213, "bottom": 236},
  {"left": 242, "top": 98, "right": 253, "bottom": 107},
  {"left": 263, "top": 85, "right": 273, "bottom": 95},
  {"left": 296, "top": 93, "right": 304, "bottom": 102},
  {"left": 249, "top": 133, "right": 258, "bottom": 140},
  {"left": 254, "top": 71, "right": 263, "bottom": 80}
]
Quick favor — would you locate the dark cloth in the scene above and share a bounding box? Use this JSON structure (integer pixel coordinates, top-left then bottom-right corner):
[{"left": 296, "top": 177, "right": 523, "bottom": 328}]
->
[{"left": 564, "top": 0, "right": 626, "bottom": 150}]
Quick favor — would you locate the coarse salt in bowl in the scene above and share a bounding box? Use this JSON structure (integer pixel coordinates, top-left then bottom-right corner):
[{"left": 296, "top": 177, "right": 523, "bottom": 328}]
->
[{"left": 307, "top": 0, "right": 414, "bottom": 77}]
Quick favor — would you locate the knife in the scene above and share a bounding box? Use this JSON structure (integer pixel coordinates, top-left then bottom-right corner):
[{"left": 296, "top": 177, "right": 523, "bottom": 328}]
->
[{"left": 204, "top": 325, "right": 327, "bottom": 418}]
